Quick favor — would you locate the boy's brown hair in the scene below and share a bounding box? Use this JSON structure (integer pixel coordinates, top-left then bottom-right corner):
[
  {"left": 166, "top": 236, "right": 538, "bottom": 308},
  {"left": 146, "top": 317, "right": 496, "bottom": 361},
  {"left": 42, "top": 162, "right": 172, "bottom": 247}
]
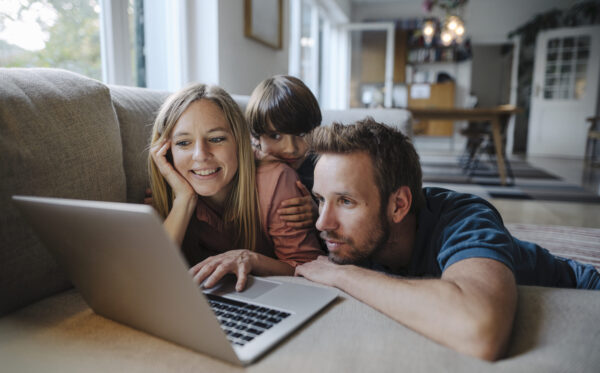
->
[
  {"left": 245, "top": 75, "right": 321, "bottom": 137},
  {"left": 307, "top": 118, "right": 425, "bottom": 214}
]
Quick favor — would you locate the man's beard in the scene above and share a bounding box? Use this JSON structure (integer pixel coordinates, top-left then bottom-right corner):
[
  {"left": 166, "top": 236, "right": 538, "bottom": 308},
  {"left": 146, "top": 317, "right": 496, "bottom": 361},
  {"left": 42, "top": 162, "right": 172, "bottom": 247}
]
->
[{"left": 322, "top": 208, "right": 390, "bottom": 265}]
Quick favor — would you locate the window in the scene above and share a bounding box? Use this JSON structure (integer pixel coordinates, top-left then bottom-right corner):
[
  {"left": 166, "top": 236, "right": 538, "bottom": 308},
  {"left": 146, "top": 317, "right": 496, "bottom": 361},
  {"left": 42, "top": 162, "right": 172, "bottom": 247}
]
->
[
  {"left": 544, "top": 35, "right": 590, "bottom": 100},
  {"left": 289, "top": 0, "right": 347, "bottom": 108},
  {"left": 0, "top": 0, "right": 145, "bottom": 86},
  {"left": 0, "top": 0, "right": 102, "bottom": 80}
]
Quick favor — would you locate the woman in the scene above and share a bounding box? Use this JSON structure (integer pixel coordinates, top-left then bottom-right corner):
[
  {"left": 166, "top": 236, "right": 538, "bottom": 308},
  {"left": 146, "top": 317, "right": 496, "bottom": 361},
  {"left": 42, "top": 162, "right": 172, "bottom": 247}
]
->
[{"left": 148, "top": 84, "right": 322, "bottom": 292}]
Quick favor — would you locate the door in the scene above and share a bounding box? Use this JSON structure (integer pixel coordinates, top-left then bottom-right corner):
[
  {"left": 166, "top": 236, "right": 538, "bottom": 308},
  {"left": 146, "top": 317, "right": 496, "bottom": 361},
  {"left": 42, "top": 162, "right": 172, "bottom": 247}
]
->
[
  {"left": 527, "top": 26, "right": 600, "bottom": 157},
  {"left": 336, "top": 23, "right": 395, "bottom": 109}
]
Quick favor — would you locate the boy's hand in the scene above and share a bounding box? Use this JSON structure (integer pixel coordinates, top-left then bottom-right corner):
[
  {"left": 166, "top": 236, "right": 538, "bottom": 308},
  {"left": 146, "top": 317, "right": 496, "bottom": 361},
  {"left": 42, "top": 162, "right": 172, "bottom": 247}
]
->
[{"left": 277, "top": 181, "right": 318, "bottom": 229}]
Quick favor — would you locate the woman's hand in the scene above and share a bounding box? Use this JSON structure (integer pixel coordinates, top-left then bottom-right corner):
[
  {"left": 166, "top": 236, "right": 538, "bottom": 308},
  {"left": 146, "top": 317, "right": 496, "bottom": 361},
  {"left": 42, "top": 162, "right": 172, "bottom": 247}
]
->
[
  {"left": 189, "top": 250, "right": 256, "bottom": 292},
  {"left": 150, "top": 139, "right": 195, "bottom": 200},
  {"left": 277, "top": 181, "right": 318, "bottom": 229}
]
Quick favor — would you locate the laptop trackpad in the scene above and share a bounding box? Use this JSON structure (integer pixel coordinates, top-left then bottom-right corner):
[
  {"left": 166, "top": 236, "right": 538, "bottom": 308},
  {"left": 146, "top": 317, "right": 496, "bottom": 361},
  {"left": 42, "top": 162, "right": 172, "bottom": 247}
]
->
[{"left": 203, "top": 274, "right": 279, "bottom": 300}]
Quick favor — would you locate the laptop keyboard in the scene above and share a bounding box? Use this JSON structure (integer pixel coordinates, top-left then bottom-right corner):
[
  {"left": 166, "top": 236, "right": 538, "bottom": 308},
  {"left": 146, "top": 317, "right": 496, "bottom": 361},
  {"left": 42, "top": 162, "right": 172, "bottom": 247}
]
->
[{"left": 205, "top": 293, "right": 291, "bottom": 346}]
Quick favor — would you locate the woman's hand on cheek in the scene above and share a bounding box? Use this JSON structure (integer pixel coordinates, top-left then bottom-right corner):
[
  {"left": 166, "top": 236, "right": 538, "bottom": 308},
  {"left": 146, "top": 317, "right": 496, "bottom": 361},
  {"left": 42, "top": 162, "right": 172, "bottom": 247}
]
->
[
  {"left": 150, "top": 139, "right": 196, "bottom": 201},
  {"left": 189, "top": 250, "right": 256, "bottom": 292}
]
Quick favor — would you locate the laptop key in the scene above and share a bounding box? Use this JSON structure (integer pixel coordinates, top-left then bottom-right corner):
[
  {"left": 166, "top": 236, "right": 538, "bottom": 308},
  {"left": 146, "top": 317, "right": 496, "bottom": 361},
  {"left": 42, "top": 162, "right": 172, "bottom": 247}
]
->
[
  {"left": 253, "top": 321, "right": 272, "bottom": 329},
  {"left": 247, "top": 328, "right": 262, "bottom": 335}
]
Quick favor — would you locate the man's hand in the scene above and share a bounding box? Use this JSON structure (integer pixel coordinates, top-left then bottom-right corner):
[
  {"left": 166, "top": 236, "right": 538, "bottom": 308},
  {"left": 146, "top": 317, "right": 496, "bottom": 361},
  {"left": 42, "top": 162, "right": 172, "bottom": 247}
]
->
[
  {"left": 189, "top": 250, "right": 256, "bottom": 292},
  {"left": 295, "top": 255, "right": 347, "bottom": 287},
  {"left": 277, "top": 181, "right": 318, "bottom": 229}
]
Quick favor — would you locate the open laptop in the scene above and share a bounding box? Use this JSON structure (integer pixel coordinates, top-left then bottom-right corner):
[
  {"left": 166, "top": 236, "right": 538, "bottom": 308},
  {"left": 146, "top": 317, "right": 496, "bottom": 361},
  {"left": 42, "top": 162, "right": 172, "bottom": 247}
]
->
[{"left": 12, "top": 195, "right": 337, "bottom": 366}]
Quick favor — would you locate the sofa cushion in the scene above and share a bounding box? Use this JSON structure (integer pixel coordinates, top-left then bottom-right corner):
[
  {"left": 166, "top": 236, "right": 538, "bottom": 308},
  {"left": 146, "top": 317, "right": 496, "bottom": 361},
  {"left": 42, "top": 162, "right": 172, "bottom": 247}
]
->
[
  {"left": 109, "top": 86, "right": 170, "bottom": 203},
  {"left": 1, "top": 279, "right": 599, "bottom": 371},
  {"left": 0, "top": 68, "right": 127, "bottom": 316}
]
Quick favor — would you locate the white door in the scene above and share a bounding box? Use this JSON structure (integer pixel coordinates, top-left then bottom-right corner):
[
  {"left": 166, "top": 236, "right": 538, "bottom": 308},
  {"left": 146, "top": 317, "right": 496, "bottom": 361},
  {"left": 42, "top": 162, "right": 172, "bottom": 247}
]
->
[
  {"left": 335, "top": 23, "right": 395, "bottom": 109},
  {"left": 527, "top": 26, "right": 600, "bottom": 157}
]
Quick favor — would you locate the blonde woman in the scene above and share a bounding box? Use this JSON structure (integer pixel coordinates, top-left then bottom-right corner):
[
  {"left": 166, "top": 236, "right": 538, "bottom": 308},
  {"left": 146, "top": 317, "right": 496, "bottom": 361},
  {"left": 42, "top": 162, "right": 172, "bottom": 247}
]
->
[{"left": 149, "top": 84, "right": 323, "bottom": 291}]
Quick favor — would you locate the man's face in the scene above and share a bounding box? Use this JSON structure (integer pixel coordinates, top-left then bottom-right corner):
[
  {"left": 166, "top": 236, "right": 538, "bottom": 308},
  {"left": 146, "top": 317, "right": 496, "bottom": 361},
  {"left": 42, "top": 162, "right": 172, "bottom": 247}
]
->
[{"left": 312, "top": 152, "right": 390, "bottom": 264}]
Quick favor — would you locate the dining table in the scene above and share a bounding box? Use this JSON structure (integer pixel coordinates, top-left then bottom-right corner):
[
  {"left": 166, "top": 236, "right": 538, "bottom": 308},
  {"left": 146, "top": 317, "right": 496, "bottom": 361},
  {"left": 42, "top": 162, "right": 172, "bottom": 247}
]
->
[{"left": 408, "top": 105, "right": 522, "bottom": 186}]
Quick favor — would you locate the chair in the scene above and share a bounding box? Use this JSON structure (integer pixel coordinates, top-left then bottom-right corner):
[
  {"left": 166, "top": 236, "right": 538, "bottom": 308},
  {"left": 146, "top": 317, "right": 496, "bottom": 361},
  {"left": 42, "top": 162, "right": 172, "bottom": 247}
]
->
[
  {"left": 458, "top": 99, "right": 514, "bottom": 183},
  {"left": 584, "top": 116, "right": 600, "bottom": 167}
]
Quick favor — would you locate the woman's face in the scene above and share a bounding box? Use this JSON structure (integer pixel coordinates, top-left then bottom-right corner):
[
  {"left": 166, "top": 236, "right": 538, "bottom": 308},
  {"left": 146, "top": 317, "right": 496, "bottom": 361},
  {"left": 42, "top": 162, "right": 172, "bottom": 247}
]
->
[{"left": 170, "top": 99, "right": 238, "bottom": 207}]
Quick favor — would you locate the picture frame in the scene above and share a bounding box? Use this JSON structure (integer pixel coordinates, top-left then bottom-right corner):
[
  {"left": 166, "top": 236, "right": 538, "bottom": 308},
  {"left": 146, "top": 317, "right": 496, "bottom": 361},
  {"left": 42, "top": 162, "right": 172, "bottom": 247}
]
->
[{"left": 244, "top": 0, "right": 283, "bottom": 50}]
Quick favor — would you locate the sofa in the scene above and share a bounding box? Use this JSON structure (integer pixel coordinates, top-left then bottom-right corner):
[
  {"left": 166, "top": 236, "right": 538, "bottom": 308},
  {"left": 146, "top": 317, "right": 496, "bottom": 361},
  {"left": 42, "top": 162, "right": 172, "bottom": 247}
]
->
[{"left": 1, "top": 68, "right": 599, "bottom": 372}]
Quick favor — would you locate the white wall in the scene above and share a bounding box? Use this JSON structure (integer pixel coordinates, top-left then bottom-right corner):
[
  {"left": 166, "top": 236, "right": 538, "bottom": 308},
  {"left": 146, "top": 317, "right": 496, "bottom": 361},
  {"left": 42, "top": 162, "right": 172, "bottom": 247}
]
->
[
  {"left": 352, "top": 0, "right": 579, "bottom": 44},
  {"left": 217, "top": 0, "right": 290, "bottom": 96}
]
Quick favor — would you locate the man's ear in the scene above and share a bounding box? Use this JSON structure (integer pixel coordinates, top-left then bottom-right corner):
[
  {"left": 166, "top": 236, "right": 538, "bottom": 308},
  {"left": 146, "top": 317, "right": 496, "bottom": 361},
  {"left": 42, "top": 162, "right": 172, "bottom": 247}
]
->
[{"left": 387, "top": 186, "right": 412, "bottom": 223}]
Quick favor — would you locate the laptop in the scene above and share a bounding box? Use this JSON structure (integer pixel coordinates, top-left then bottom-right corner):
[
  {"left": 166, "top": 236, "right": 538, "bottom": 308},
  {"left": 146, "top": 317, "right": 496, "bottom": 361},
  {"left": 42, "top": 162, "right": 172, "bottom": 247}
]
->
[{"left": 12, "top": 195, "right": 337, "bottom": 366}]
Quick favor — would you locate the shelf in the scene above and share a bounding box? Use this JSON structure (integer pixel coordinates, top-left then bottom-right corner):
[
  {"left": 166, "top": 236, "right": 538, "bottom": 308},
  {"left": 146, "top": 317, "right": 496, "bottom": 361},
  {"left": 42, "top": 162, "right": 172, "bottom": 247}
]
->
[{"left": 407, "top": 46, "right": 457, "bottom": 64}]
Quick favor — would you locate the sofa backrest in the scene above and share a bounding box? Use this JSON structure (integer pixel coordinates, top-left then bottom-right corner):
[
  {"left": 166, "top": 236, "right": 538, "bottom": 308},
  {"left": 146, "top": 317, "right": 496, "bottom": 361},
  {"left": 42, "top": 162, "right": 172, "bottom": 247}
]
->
[
  {"left": 109, "top": 85, "right": 170, "bottom": 203},
  {"left": 0, "top": 68, "right": 129, "bottom": 315}
]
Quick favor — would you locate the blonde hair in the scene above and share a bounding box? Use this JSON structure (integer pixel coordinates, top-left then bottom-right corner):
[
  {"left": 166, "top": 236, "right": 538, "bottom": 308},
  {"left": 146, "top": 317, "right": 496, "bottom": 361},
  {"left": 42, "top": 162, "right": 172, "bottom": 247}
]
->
[{"left": 148, "top": 83, "right": 261, "bottom": 251}]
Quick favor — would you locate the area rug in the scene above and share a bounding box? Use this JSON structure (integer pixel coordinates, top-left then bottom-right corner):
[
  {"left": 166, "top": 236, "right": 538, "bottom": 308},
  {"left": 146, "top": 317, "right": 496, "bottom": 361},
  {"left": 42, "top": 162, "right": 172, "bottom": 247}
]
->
[
  {"left": 421, "top": 155, "right": 600, "bottom": 203},
  {"left": 506, "top": 224, "right": 600, "bottom": 269}
]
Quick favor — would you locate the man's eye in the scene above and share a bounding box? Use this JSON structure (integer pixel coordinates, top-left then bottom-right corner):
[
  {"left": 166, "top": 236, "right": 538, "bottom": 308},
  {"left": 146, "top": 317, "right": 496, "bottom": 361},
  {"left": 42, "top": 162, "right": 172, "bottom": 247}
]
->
[
  {"left": 209, "top": 136, "right": 226, "bottom": 143},
  {"left": 341, "top": 198, "right": 354, "bottom": 206},
  {"left": 298, "top": 132, "right": 307, "bottom": 138}
]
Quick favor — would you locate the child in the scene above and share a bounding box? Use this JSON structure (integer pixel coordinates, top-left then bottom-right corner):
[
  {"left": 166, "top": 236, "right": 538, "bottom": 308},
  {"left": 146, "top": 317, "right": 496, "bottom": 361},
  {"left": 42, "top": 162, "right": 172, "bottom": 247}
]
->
[
  {"left": 148, "top": 83, "right": 323, "bottom": 291},
  {"left": 245, "top": 75, "right": 322, "bottom": 229}
]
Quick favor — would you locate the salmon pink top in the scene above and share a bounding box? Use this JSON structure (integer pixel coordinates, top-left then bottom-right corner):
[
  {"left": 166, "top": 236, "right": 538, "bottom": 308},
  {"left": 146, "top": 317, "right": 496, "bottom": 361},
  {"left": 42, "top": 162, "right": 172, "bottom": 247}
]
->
[{"left": 180, "top": 161, "right": 323, "bottom": 267}]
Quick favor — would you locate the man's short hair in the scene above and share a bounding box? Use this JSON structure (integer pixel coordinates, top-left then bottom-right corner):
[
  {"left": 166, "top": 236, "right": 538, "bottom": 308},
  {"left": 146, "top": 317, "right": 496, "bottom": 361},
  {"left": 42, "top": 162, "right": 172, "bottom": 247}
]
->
[
  {"left": 245, "top": 75, "right": 322, "bottom": 137},
  {"left": 307, "top": 118, "right": 425, "bottom": 214}
]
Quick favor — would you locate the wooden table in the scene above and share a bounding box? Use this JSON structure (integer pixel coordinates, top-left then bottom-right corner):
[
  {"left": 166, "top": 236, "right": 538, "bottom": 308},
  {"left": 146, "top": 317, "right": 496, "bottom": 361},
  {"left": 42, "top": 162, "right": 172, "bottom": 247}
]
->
[{"left": 408, "top": 105, "right": 521, "bottom": 186}]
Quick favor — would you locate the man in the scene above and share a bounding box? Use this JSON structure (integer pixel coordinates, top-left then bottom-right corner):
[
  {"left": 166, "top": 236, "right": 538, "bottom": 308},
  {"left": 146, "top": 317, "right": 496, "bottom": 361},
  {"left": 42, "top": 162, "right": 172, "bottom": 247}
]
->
[{"left": 295, "top": 119, "right": 600, "bottom": 361}]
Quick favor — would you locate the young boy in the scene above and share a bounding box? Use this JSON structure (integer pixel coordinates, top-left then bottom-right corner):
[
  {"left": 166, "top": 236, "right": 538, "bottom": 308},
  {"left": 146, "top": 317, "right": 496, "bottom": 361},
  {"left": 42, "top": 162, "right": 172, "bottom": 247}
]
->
[{"left": 245, "top": 75, "right": 322, "bottom": 229}]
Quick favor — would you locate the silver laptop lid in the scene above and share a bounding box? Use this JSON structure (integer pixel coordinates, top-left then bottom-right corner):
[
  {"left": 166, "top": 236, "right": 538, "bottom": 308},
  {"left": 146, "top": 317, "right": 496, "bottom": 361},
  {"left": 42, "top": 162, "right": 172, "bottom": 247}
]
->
[
  {"left": 12, "top": 195, "right": 338, "bottom": 366},
  {"left": 12, "top": 195, "right": 241, "bottom": 365}
]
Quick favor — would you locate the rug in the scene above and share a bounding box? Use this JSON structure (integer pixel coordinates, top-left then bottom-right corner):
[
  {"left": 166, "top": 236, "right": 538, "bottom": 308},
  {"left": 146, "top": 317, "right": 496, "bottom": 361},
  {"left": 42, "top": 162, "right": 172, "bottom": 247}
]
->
[
  {"left": 506, "top": 224, "right": 600, "bottom": 269},
  {"left": 421, "top": 155, "right": 600, "bottom": 203}
]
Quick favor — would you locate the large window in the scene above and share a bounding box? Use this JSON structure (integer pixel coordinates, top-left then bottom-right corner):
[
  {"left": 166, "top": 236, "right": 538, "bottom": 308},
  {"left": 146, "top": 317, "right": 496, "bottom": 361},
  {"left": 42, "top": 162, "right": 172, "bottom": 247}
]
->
[
  {"left": 289, "top": 0, "right": 347, "bottom": 109},
  {"left": 0, "top": 0, "right": 145, "bottom": 86}
]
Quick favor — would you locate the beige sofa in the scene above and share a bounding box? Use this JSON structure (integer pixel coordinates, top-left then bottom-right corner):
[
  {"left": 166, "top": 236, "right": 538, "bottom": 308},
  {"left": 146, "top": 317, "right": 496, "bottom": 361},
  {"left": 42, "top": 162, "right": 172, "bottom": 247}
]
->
[{"left": 1, "top": 68, "right": 599, "bottom": 372}]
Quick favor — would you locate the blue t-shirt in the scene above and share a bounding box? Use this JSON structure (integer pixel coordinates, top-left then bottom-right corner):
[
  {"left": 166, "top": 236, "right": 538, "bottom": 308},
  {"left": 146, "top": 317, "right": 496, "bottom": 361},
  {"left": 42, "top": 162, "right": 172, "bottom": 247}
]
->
[{"left": 397, "top": 187, "right": 577, "bottom": 287}]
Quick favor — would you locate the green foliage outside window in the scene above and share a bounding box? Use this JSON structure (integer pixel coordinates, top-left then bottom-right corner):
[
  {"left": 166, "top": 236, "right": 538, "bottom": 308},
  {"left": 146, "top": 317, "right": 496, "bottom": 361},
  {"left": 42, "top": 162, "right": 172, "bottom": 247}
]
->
[{"left": 0, "top": 0, "right": 101, "bottom": 80}]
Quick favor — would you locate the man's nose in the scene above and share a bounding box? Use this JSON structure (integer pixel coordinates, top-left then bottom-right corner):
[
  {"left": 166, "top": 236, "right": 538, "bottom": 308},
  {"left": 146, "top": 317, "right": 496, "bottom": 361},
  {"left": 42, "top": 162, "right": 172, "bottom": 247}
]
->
[{"left": 316, "top": 202, "right": 337, "bottom": 232}]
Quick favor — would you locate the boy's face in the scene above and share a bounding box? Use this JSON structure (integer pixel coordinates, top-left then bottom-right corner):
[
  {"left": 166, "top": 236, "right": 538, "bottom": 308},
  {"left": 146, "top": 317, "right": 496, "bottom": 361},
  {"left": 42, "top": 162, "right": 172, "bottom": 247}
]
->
[{"left": 255, "top": 121, "right": 309, "bottom": 170}]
